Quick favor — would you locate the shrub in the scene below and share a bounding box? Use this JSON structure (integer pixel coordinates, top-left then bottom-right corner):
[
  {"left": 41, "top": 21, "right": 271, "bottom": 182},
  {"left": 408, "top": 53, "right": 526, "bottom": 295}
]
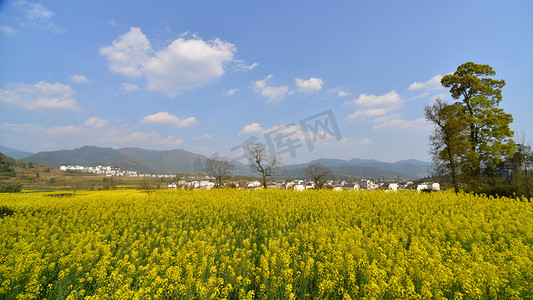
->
[{"left": 0, "top": 183, "right": 22, "bottom": 193}]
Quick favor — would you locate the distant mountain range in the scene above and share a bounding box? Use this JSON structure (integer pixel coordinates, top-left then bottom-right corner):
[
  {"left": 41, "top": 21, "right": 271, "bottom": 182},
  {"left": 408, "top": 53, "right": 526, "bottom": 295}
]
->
[
  {"left": 20, "top": 146, "right": 207, "bottom": 175},
  {"left": 0, "top": 145, "right": 34, "bottom": 159},
  {"left": 1, "top": 145, "right": 432, "bottom": 179},
  {"left": 280, "top": 158, "right": 431, "bottom": 180}
]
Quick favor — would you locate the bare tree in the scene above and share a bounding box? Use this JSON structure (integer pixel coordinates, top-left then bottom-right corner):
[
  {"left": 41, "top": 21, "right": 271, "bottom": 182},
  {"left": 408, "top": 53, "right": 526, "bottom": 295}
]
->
[
  {"left": 496, "top": 132, "right": 533, "bottom": 198},
  {"left": 140, "top": 178, "right": 156, "bottom": 195},
  {"left": 204, "top": 157, "right": 233, "bottom": 188},
  {"left": 305, "top": 163, "right": 332, "bottom": 189},
  {"left": 246, "top": 143, "right": 281, "bottom": 189}
]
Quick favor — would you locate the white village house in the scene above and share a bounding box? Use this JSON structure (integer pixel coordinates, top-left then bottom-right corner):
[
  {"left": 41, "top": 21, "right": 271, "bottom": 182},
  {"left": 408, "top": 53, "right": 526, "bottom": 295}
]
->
[{"left": 417, "top": 182, "right": 440, "bottom": 192}]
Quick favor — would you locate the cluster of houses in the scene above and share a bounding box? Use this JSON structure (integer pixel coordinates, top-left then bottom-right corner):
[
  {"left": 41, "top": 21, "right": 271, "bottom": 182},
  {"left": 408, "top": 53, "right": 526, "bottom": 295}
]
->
[
  {"left": 336, "top": 180, "right": 440, "bottom": 192},
  {"left": 282, "top": 179, "right": 439, "bottom": 192},
  {"left": 166, "top": 178, "right": 440, "bottom": 192},
  {"left": 59, "top": 165, "right": 177, "bottom": 179},
  {"left": 171, "top": 176, "right": 216, "bottom": 189},
  {"left": 59, "top": 165, "right": 440, "bottom": 192}
]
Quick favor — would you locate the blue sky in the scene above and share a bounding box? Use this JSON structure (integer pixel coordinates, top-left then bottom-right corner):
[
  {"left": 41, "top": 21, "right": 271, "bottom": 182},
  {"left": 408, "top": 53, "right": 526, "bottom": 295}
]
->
[{"left": 1, "top": 0, "right": 532, "bottom": 164}]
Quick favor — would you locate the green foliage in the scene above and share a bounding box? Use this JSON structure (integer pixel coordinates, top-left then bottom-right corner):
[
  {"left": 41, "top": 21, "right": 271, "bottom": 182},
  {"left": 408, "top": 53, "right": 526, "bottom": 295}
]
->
[
  {"left": 0, "top": 184, "right": 23, "bottom": 193},
  {"left": 0, "top": 153, "right": 16, "bottom": 177},
  {"left": 441, "top": 62, "right": 515, "bottom": 183},
  {"left": 66, "top": 169, "right": 82, "bottom": 174},
  {"left": 481, "top": 141, "right": 533, "bottom": 199},
  {"left": 425, "top": 99, "right": 469, "bottom": 193},
  {"left": 429, "top": 62, "right": 517, "bottom": 194}
]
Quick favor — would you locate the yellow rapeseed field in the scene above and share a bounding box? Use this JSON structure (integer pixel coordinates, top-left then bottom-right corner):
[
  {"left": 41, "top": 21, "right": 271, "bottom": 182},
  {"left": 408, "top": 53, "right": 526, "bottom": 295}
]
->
[{"left": 1, "top": 189, "right": 532, "bottom": 299}]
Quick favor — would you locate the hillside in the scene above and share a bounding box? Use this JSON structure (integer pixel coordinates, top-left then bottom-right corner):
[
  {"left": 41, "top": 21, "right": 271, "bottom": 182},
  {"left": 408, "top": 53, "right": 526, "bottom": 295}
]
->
[
  {"left": 281, "top": 157, "right": 430, "bottom": 179},
  {"left": 22, "top": 146, "right": 432, "bottom": 179},
  {"left": 23, "top": 146, "right": 209, "bottom": 174},
  {"left": 0, "top": 145, "right": 34, "bottom": 159},
  {"left": 348, "top": 158, "right": 431, "bottom": 178},
  {"left": 0, "top": 152, "right": 17, "bottom": 178},
  {"left": 26, "top": 146, "right": 124, "bottom": 167},
  {"left": 115, "top": 148, "right": 208, "bottom": 174}
]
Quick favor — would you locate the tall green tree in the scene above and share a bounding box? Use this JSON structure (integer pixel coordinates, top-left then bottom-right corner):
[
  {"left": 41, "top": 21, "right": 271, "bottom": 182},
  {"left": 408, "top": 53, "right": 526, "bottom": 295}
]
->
[
  {"left": 424, "top": 99, "right": 469, "bottom": 193},
  {"left": 441, "top": 62, "right": 514, "bottom": 185}
]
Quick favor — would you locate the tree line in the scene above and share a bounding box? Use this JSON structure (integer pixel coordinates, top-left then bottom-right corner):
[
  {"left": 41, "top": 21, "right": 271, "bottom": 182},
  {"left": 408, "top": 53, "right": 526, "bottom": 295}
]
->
[{"left": 202, "top": 145, "right": 332, "bottom": 190}]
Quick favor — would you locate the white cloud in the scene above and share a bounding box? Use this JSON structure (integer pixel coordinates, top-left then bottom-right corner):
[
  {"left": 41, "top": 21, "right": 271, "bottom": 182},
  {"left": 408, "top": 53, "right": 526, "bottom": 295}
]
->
[
  {"left": 159, "top": 136, "right": 185, "bottom": 145},
  {"left": 408, "top": 74, "right": 444, "bottom": 91},
  {"left": 95, "top": 128, "right": 185, "bottom": 147},
  {"left": 408, "top": 82, "right": 424, "bottom": 91},
  {"left": 1, "top": 121, "right": 185, "bottom": 150},
  {"left": 263, "top": 123, "right": 335, "bottom": 145},
  {"left": 346, "top": 108, "right": 389, "bottom": 121},
  {"left": 100, "top": 27, "right": 237, "bottom": 97},
  {"left": 327, "top": 87, "right": 350, "bottom": 97},
  {"left": 46, "top": 125, "right": 82, "bottom": 135},
  {"left": 90, "top": 128, "right": 185, "bottom": 146},
  {"left": 252, "top": 75, "right": 291, "bottom": 103},
  {"left": 115, "top": 131, "right": 182, "bottom": 145},
  {"left": 0, "top": 81, "right": 79, "bottom": 111},
  {"left": 144, "top": 37, "right": 235, "bottom": 97},
  {"left": 431, "top": 93, "right": 448, "bottom": 101},
  {"left": 235, "top": 61, "right": 259, "bottom": 71},
  {"left": 345, "top": 90, "right": 402, "bottom": 107},
  {"left": 371, "top": 113, "right": 402, "bottom": 124},
  {"left": 373, "top": 117, "right": 429, "bottom": 130},
  {"left": 317, "top": 136, "right": 372, "bottom": 148},
  {"left": 259, "top": 125, "right": 349, "bottom": 157},
  {"left": 193, "top": 133, "right": 213, "bottom": 140},
  {"left": 121, "top": 83, "right": 140, "bottom": 92},
  {"left": 70, "top": 74, "right": 89, "bottom": 84},
  {"left": 1, "top": 123, "right": 82, "bottom": 136},
  {"left": 226, "top": 88, "right": 239, "bottom": 96},
  {"left": 0, "top": 123, "right": 40, "bottom": 133},
  {"left": 295, "top": 77, "right": 324, "bottom": 94},
  {"left": 239, "top": 123, "right": 263, "bottom": 135},
  {"left": 356, "top": 137, "right": 373, "bottom": 145},
  {"left": 344, "top": 90, "right": 404, "bottom": 122},
  {"left": 0, "top": 26, "right": 17, "bottom": 36},
  {"left": 140, "top": 112, "right": 199, "bottom": 128},
  {"left": 12, "top": 1, "right": 64, "bottom": 33},
  {"left": 99, "top": 27, "right": 152, "bottom": 77},
  {"left": 83, "top": 117, "right": 109, "bottom": 128},
  {"left": 25, "top": 2, "right": 54, "bottom": 21},
  {"left": 262, "top": 124, "right": 302, "bottom": 135},
  {"left": 410, "top": 92, "right": 430, "bottom": 100}
]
